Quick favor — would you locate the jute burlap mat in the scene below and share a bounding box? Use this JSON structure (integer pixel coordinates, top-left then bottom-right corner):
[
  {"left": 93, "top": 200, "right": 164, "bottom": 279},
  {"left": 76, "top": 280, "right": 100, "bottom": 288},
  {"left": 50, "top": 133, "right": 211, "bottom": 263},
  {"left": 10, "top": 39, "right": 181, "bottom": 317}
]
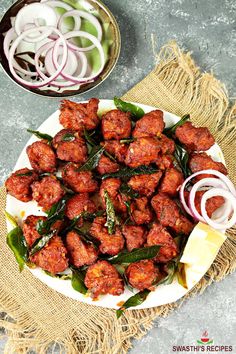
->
[{"left": 0, "top": 41, "right": 236, "bottom": 354}]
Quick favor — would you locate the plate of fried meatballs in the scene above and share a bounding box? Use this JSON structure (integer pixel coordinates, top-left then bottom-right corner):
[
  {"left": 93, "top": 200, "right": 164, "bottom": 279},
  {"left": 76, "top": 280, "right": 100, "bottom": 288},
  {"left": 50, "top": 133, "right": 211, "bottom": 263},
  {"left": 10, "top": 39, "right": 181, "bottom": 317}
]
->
[{"left": 5, "top": 98, "right": 227, "bottom": 311}]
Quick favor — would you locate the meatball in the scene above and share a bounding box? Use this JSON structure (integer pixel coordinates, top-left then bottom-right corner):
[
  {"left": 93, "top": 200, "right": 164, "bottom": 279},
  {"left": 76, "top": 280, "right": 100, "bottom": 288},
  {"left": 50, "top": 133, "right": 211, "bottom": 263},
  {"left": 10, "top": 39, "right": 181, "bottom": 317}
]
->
[
  {"left": 132, "top": 110, "right": 165, "bottom": 138},
  {"left": 66, "top": 231, "right": 98, "bottom": 268},
  {"left": 59, "top": 98, "right": 99, "bottom": 132},
  {"left": 102, "top": 109, "right": 132, "bottom": 140},
  {"left": 102, "top": 140, "right": 128, "bottom": 163},
  {"left": 125, "top": 137, "right": 161, "bottom": 168},
  {"left": 97, "top": 155, "right": 119, "bottom": 175},
  {"left": 52, "top": 129, "right": 87, "bottom": 163},
  {"left": 30, "top": 236, "right": 68, "bottom": 274},
  {"left": 131, "top": 197, "right": 153, "bottom": 225},
  {"left": 90, "top": 217, "right": 124, "bottom": 255},
  {"left": 100, "top": 178, "right": 127, "bottom": 214},
  {"left": 65, "top": 194, "right": 96, "bottom": 220},
  {"left": 146, "top": 223, "right": 178, "bottom": 263},
  {"left": 5, "top": 168, "right": 38, "bottom": 202},
  {"left": 159, "top": 168, "right": 184, "bottom": 196},
  {"left": 122, "top": 225, "right": 146, "bottom": 252},
  {"left": 189, "top": 152, "right": 228, "bottom": 180},
  {"left": 84, "top": 260, "right": 124, "bottom": 298},
  {"left": 62, "top": 163, "right": 97, "bottom": 193},
  {"left": 151, "top": 193, "right": 193, "bottom": 234},
  {"left": 128, "top": 172, "right": 162, "bottom": 197},
  {"left": 175, "top": 122, "right": 215, "bottom": 152},
  {"left": 193, "top": 190, "right": 225, "bottom": 218},
  {"left": 126, "top": 260, "right": 160, "bottom": 291},
  {"left": 31, "top": 176, "right": 65, "bottom": 211},
  {"left": 27, "top": 141, "right": 57, "bottom": 173}
]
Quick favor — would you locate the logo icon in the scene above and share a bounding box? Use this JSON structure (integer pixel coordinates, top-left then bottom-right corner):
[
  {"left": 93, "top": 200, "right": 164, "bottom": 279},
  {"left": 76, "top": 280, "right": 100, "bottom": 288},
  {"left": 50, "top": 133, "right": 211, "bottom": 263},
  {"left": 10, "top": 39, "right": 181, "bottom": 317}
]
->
[{"left": 197, "top": 331, "right": 214, "bottom": 345}]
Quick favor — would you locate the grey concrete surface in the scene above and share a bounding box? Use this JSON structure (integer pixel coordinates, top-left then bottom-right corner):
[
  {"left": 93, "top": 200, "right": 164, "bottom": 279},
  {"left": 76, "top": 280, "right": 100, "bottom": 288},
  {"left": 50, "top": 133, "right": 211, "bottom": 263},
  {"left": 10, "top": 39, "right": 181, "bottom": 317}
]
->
[{"left": 0, "top": 0, "right": 236, "bottom": 353}]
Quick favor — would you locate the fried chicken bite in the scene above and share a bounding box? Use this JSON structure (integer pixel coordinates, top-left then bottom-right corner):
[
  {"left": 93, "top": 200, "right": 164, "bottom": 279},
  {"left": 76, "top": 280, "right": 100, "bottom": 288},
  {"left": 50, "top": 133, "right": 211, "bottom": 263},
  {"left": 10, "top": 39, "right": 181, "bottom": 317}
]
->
[
  {"left": 66, "top": 231, "right": 98, "bottom": 268},
  {"left": 65, "top": 194, "right": 97, "bottom": 221},
  {"left": 146, "top": 223, "right": 178, "bottom": 263},
  {"left": 102, "top": 140, "right": 128, "bottom": 163},
  {"left": 90, "top": 217, "right": 124, "bottom": 256},
  {"left": 100, "top": 178, "right": 127, "bottom": 214},
  {"left": 131, "top": 197, "right": 153, "bottom": 225},
  {"left": 159, "top": 167, "right": 184, "bottom": 196},
  {"left": 59, "top": 98, "right": 99, "bottom": 132},
  {"left": 151, "top": 193, "right": 193, "bottom": 234},
  {"left": 5, "top": 168, "right": 38, "bottom": 202},
  {"left": 122, "top": 225, "right": 146, "bottom": 252},
  {"left": 185, "top": 190, "right": 225, "bottom": 218},
  {"left": 31, "top": 176, "right": 65, "bottom": 212},
  {"left": 157, "top": 134, "right": 175, "bottom": 154},
  {"left": 155, "top": 154, "right": 174, "bottom": 170},
  {"left": 62, "top": 163, "right": 98, "bottom": 193},
  {"left": 125, "top": 137, "right": 161, "bottom": 168},
  {"left": 27, "top": 141, "right": 57, "bottom": 173},
  {"left": 189, "top": 152, "right": 228, "bottom": 179},
  {"left": 52, "top": 129, "right": 87, "bottom": 163},
  {"left": 84, "top": 260, "right": 124, "bottom": 298},
  {"left": 126, "top": 260, "right": 160, "bottom": 291},
  {"left": 97, "top": 155, "right": 119, "bottom": 175},
  {"left": 175, "top": 122, "right": 215, "bottom": 152},
  {"left": 127, "top": 172, "right": 162, "bottom": 197},
  {"left": 102, "top": 109, "right": 132, "bottom": 140},
  {"left": 132, "top": 110, "right": 165, "bottom": 138}
]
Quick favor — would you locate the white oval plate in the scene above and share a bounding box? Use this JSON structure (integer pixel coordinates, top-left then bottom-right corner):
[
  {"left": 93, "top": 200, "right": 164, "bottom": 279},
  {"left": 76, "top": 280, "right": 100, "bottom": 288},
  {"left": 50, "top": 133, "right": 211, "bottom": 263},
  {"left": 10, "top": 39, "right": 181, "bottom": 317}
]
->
[{"left": 6, "top": 99, "right": 225, "bottom": 309}]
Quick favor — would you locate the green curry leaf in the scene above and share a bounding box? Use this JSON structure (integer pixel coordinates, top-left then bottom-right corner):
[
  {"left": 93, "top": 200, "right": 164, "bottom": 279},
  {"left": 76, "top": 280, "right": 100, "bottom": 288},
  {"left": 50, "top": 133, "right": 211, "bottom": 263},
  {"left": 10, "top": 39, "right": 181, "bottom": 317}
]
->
[
  {"left": 114, "top": 97, "right": 145, "bottom": 121},
  {"left": 116, "top": 289, "right": 151, "bottom": 318}
]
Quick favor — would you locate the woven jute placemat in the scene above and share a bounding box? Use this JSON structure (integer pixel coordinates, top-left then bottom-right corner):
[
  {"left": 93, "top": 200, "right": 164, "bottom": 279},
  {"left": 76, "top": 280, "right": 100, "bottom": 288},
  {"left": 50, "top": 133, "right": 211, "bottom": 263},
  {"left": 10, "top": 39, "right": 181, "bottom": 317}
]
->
[{"left": 0, "top": 41, "right": 236, "bottom": 354}]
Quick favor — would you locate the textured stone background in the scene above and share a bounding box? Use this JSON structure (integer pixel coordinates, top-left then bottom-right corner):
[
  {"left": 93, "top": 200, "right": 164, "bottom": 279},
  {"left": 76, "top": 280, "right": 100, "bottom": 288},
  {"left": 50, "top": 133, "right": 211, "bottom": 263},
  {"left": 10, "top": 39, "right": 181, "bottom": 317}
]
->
[{"left": 0, "top": 0, "right": 235, "bottom": 353}]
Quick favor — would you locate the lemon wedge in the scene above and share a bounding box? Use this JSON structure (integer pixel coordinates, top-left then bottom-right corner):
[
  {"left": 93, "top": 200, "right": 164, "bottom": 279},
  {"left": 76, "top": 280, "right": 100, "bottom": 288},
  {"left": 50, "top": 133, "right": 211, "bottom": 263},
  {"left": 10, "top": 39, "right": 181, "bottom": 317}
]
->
[{"left": 180, "top": 222, "right": 226, "bottom": 288}]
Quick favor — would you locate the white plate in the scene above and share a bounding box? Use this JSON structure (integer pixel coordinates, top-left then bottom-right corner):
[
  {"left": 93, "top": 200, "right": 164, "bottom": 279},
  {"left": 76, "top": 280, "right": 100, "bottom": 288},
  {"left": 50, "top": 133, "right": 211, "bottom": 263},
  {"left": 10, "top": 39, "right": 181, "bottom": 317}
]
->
[{"left": 6, "top": 99, "right": 226, "bottom": 309}]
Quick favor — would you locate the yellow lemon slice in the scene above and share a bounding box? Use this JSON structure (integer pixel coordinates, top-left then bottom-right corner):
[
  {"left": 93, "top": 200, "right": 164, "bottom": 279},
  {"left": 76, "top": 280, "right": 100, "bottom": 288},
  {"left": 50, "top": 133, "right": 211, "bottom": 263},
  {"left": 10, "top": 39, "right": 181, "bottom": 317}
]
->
[{"left": 180, "top": 222, "right": 226, "bottom": 288}]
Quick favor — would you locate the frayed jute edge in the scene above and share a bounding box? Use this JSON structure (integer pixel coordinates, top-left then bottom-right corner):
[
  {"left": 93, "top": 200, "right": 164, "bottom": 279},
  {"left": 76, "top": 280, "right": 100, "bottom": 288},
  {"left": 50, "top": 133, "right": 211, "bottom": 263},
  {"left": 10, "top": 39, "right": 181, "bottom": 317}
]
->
[{"left": 0, "top": 41, "right": 235, "bottom": 354}]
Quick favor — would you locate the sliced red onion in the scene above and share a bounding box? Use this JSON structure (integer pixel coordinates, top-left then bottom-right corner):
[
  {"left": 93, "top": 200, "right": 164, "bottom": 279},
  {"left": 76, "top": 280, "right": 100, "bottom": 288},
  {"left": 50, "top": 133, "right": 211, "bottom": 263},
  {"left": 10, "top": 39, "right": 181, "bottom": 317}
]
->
[
  {"left": 9, "top": 26, "right": 68, "bottom": 88},
  {"left": 58, "top": 10, "right": 102, "bottom": 50},
  {"left": 201, "top": 188, "right": 236, "bottom": 229},
  {"left": 45, "top": 46, "right": 78, "bottom": 77},
  {"left": 57, "top": 10, "right": 81, "bottom": 34}
]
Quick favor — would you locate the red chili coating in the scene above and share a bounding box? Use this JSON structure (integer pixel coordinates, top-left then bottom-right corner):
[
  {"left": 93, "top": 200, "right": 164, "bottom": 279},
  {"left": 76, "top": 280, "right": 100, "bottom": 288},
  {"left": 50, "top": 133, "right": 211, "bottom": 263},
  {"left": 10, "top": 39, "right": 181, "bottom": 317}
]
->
[
  {"left": 156, "top": 154, "right": 174, "bottom": 170},
  {"left": 132, "top": 110, "right": 165, "bottom": 138},
  {"left": 122, "top": 225, "right": 146, "bottom": 252},
  {"left": 100, "top": 178, "right": 127, "bottom": 213},
  {"left": 125, "top": 137, "right": 161, "bottom": 168},
  {"left": 52, "top": 129, "right": 87, "bottom": 163},
  {"left": 90, "top": 217, "right": 125, "bottom": 255},
  {"left": 159, "top": 167, "right": 184, "bottom": 196},
  {"left": 157, "top": 134, "right": 175, "bottom": 154},
  {"left": 30, "top": 236, "right": 68, "bottom": 274},
  {"left": 59, "top": 98, "right": 99, "bottom": 132},
  {"left": 65, "top": 194, "right": 96, "bottom": 220},
  {"left": 62, "top": 163, "right": 98, "bottom": 193},
  {"left": 5, "top": 168, "right": 38, "bottom": 202},
  {"left": 102, "top": 140, "right": 128, "bottom": 163},
  {"left": 84, "top": 260, "right": 124, "bottom": 298},
  {"left": 146, "top": 223, "right": 178, "bottom": 263},
  {"left": 31, "top": 176, "right": 65, "bottom": 212},
  {"left": 27, "top": 141, "right": 57, "bottom": 173},
  {"left": 126, "top": 260, "right": 160, "bottom": 291},
  {"left": 151, "top": 193, "right": 193, "bottom": 234},
  {"left": 97, "top": 155, "right": 119, "bottom": 175},
  {"left": 189, "top": 152, "right": 228, "bottom": 180},
  {"left": 128, "top": 172, "right": 162, "bottom": 197},
  {"left": 102, "top": 109, "right": 132, "bottom": 140},
  {"left": 131, "top": 197, "right": 153, "bottom": 225},
  {"left": 175, "top": 122, "right": 215, "bottom": 152},
  {"left": 65, "top": 230, "right": 98, "bottom": 268}
]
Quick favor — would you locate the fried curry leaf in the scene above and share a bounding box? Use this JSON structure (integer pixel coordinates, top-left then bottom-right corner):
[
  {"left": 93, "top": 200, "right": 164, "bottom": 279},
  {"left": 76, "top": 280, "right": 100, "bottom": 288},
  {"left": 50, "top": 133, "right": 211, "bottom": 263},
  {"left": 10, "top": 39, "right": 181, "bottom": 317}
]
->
[
  {"left": 27, "top": 129, "right": 53, "bottom": 142},
  {"left": 114, "top": 97, "right": 145, "bottom": 120},
  {"left": 174, "top": 143, "right": 192, "bottom": 179},
  {"left": 7, "top": 226, "right": 28, "bottom": 272},
  {"left": 44, "top": 270, "right": 72, "bottom": 280},
  {"left": 15, "top": 171, "right": 33, "bottom": 177},
  {"left": 4, "top": 210, "right": 18, "bottom": 228},
  {"left": 62, "top": 132, "right": 76, "bottom": 142},
  {"left": 109, "top": 245, "right": 160, "bottom": 264},
  {"left": 71, "top": 269, "right": 88, "bottom": 295},
  {"left": 120, "top": 183, "right": 139, "bottom": 198},
  {"left": 102, "top": 165, "right": 159, "bottom": 180},
  {"left": 30, "top": 230, "right": 56, "bottom": 256},
  {"left": 116, "top": 289, "right": 151, "bottom": 318},
  {"left": 119, "top": 138, "right": 135, "bottom": 144},
  {"left": 73, "top": 227, "right": 100, "bottom": 248},
  {"left": 158, "top": 261, "right": 177, "bottom": 285},
  {"left": 78, "top": 145, "right": 104, "bottom": 171},
  {"left": 164, "top": 114, "right": 190, "bottom": 137},
  {"left": 104, "top": 190, "right": 116, "bottom": 235},
  {"left": 83, "top": 129, "right": 97, "bottom": 147}
]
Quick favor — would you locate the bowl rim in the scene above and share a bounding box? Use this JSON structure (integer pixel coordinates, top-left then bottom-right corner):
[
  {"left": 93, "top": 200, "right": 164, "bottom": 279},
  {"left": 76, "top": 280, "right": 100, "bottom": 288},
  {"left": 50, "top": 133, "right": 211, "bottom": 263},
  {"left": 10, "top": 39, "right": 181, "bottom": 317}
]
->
[{"left": 0, "top": 0, "right": 121, "bottom": 98}]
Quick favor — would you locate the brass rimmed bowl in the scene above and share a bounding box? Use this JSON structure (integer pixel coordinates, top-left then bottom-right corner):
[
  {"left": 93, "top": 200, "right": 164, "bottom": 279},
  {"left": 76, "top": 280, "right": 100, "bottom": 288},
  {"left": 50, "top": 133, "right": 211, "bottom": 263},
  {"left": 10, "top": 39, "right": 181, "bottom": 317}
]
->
[{"left": 0, "top": 0, "right": 121, "bottom": 97}]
